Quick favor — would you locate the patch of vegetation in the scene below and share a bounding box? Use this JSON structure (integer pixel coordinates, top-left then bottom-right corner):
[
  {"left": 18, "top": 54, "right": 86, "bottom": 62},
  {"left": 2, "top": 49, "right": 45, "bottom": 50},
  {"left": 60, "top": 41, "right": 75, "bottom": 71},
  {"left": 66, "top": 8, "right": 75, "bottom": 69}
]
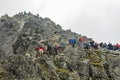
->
[
  {"left": 86, "top": 49, "right": 103, "bottom": 68},
  {"left": 90, "top": 62, "right": 102, "bottom": 68},
  {"left": 56, "top": 68, "right": 70, "bottom": 80},
  {"left": 40, "top": 64, "right": 58, "bottom": 79}
]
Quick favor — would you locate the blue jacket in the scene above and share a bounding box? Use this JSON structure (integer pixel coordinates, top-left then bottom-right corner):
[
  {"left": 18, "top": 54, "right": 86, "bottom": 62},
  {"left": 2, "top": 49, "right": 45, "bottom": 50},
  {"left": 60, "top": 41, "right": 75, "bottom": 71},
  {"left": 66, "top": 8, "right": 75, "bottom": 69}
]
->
[{"left": 69, "top": 39, "right": 76, "bottom": 45}]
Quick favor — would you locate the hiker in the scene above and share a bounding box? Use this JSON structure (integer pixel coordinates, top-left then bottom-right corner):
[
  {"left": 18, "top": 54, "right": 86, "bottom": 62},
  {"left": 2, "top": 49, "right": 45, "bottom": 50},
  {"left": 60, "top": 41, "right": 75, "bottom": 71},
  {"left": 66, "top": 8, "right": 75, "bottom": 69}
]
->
[
  {"left": 53, "top": 44, "right": 59, "bottom": 55},
  {"left": 84, "top": 41, "right": 90, "bottom": 49},
  {"left": 47, "top": 44, "right": 52, "bottom": 55},
  {"left": 103, "top": 43, "right": 107, "bottom": 48},
  {"left": 37, "top": 45, "right": 44, "bottom": 56},
  {"left": 100, "top": 42, "right": 104, "bottom": 48},
  {"left": 107, "top": 42, "right": 113, "bottom": 50},
  {"left": 59, "top": 43, "right": 65, "bottom": 52},
  {"left": 24, "top": 11, "right": 26, "bottom": 15},
  {"left": 69, "top": 38, "right": 76, "bottom": 48},
  {"left": 94, "top": 42, "right": 98, "bottom": 49},
  {"left": 89, "top": 40, "right": 95, "bottom": 48},
  {"left": 79, "top": 36, "right": 84, "bottom": 48},
  {"left": 115, "top": 43, "right": 120, "bottom": 50}
]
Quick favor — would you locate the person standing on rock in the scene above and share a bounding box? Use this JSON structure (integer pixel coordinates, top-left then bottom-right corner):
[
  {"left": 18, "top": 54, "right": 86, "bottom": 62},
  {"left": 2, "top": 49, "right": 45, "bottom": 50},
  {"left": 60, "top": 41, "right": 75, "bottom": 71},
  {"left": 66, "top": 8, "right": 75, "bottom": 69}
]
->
[
  {"left": 54, "top": 44, "right": 59, "bottom": 55},
  {"left": 115, "top": 43, "right": 120, "bottom": 50},
  {"left": 79, "top": 36, "right": 84, "bottom": 48},
  {"left": 84, "top": 41, "right": 90, "bottom": 49},
  {"left": 59, "top": 43, "right": 65, "bottom": 52},
  {"left": 47, "top": 43, "right": 52, "bottom": 55},
  {"left": 94, "top": 42, "right": 98, "bottom": 49},
  {"left": 69, "top": 38, "right": 76, "bottom": 48},
  {"left": 108, "top": 42, "right": 113, "bottom": 50},
  {"left": 89, "top": 40, "right": 95, "bottom": 48}
]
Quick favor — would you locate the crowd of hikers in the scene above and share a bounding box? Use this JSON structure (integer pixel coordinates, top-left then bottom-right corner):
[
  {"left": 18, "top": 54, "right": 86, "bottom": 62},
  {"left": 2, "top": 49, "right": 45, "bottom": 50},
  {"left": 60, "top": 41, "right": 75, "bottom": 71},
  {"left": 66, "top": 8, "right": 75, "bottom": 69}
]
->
[
  {"left": 99, "top": 42, "right": 120, "bottom": 51},
  {"left": 69, "top": 36, "right": 120, "bottom": 51},
  {"left": 36, "top": 35, "right": 120, "bottom": 57},
  {"left": 36, "top": 43, "right": 64, "bottom": 57},
  {"left": 68, "top": 36, "right": 99, "bottom": 49}
]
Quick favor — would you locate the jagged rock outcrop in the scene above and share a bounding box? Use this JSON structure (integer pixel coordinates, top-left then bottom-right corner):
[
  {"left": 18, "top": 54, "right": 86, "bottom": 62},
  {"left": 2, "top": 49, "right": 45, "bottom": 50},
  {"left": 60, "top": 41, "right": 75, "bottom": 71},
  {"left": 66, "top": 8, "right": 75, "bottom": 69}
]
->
[
  {"left": 0, "top": 14, "right": 23, "bottom": 58},
  {"left": 0, "top": 12, "right": 120, "bottom": 80}
]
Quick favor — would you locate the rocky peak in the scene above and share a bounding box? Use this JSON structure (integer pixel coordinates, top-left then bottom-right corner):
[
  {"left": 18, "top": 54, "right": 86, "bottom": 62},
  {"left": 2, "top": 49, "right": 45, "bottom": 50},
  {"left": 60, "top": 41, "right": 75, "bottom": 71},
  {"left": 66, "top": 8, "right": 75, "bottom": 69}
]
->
[{"left": 0, "top": 12, "right": 120, "bottom": 80}]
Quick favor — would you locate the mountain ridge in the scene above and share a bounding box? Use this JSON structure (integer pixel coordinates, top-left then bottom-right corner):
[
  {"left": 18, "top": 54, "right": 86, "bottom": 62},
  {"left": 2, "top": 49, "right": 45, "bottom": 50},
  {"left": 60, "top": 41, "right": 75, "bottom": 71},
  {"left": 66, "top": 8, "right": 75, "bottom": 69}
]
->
[{"left": 0, "top": 12, "right": 120, "bottom": 80}]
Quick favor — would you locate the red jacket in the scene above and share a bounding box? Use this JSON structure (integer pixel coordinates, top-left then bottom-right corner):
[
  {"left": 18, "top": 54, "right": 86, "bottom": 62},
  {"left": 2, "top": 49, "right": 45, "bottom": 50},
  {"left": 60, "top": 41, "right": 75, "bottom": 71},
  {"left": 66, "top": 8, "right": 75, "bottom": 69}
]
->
[
  {"left": 37, "top": 47, "right": 44, "bottom": 51},
  {"left": 115, "top": 43, "right": 120, "bottom": 48},
  {"left": 79, "top": 37, "right": 84, "bottom": 42}
]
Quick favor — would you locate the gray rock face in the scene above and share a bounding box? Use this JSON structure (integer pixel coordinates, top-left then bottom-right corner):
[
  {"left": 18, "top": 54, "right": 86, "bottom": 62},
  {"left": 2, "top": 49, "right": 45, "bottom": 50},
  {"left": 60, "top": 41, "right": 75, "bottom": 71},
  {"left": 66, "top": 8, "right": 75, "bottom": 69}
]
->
[
  {"left": 12, "top": 14, "right": 63, "bottom": 55},
  {"left": 0, "top": 12, "right": 120, "bottom": 80},
  {"left": 0, "top": 15, "right": 22, "bottom": 58}
]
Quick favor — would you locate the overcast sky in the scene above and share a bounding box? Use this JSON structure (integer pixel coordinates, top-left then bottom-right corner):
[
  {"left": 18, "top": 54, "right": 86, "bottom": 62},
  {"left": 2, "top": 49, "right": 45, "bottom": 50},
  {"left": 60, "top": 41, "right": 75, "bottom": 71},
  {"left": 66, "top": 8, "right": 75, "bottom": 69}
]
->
[{"left": 0, "top": 0, "right": 120, "bottom": 44}]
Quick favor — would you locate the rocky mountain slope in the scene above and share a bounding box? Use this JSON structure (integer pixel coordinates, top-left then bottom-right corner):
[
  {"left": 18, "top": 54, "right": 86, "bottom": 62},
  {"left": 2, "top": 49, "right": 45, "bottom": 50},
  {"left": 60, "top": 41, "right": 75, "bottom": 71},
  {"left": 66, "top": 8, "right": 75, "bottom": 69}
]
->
[{"left": 0, "top": 12, "right": 120, "bottom": 80}]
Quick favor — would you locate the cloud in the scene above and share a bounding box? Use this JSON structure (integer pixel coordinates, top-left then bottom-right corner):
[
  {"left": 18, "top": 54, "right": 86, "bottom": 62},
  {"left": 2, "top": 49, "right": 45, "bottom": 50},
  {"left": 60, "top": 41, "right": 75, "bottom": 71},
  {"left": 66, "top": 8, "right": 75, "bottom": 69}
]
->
[{"left": 0, "top": 0, "right": 120, "bottom": 44}]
